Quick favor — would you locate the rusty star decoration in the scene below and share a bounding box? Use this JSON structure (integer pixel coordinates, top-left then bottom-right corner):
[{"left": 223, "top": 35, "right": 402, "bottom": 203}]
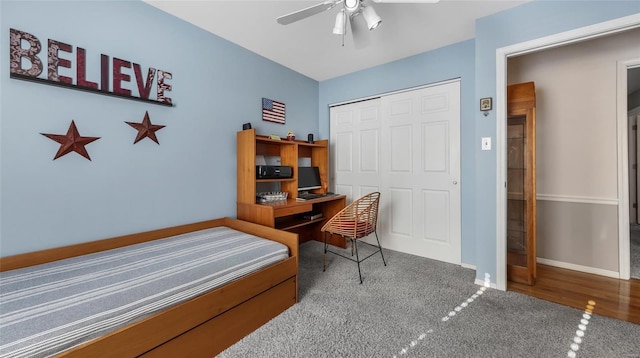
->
[
  {"left": 125, "top": 111, "right": 166, "bottom": 144},
  {"left": 41, "top": 120, "right": 101, "bottom": 161}
]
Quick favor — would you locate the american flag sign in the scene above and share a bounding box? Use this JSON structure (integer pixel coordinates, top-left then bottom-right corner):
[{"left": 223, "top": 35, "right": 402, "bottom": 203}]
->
[{"left": 262, "top": 98, "right": 286, "bottom": 124}]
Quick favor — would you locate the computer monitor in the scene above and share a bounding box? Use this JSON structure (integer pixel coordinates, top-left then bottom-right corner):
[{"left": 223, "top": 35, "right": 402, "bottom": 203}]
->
[{"left": 297, "top": 166, "right": 322, "bottom": 191}]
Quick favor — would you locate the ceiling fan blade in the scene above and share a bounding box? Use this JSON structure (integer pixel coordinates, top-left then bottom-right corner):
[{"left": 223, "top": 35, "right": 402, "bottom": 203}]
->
[
  {"left": 349, "top": 14, "right": 370, "bottom": 49},
  {"left": 277, "top": 0, "right": 343, "bottom": 25},
  {"left": 371, "top": 0, "right": 440, "bottom": 3}
]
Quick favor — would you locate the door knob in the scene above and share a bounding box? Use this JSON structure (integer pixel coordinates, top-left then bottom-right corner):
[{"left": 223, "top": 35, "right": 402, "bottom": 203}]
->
[{"left": 453, "top": 181, "right": 458, "bottom": 185}]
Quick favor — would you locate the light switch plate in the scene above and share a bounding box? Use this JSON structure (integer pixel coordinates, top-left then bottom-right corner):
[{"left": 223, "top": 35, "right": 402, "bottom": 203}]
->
[{"left": 482, "top": 137, "right": 491, "bottom": 151}]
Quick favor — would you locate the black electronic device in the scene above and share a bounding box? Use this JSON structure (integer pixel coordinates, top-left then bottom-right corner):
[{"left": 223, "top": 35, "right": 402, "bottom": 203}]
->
[
  {"left": 256, "top": 165, "right": 293, "bottom": 179},
  {"left": 303, "top": 211, "right": 323, "bottom": 220},
  {"left": 297, "top": 192, "right": 325, "bottom": 201},
  {"left": 298, "top": 166, "right": 322, "bottom": 191}
]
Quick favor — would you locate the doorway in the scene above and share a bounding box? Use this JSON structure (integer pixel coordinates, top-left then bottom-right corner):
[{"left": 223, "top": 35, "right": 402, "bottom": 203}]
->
[
  {"left": 627, "top": 66, "right": 640, "bottom": 280},
  {"left": 508, "top": 63, "right": 640, "bottom": 320},
  {"left": 497, "top": 16, "right": 640, "bottom": 291}
]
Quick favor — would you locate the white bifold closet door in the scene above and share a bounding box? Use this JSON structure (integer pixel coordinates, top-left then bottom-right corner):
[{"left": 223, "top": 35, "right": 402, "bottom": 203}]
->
[{"left": 330, "top": 80, "right": 461, "bottom": 264}]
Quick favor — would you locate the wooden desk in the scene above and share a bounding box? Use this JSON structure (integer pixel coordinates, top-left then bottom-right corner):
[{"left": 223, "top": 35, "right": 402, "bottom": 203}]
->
[{"left": 237, "top": 194, "right": 347, "bottom": 248}]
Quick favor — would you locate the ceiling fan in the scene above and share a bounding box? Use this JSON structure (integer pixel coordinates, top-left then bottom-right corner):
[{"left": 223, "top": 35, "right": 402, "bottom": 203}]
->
[{"left": 276, "top": 0, "right": 440, "bottom": 47}]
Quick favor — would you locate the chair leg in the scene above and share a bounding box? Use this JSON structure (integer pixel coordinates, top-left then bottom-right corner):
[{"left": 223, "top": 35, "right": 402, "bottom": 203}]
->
[
  {"left": 323, "top": 232, "right": 328, "bottom": 272},
  {"left": 353, "top": 239, "right": 363, "bottom": 284},
  {"left": 375, "top": 230, "right": 387, "bottom": 266}
]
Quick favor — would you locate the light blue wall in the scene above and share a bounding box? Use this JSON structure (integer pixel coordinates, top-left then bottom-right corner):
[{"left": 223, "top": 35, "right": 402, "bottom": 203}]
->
[
  {"left": 473, "top": 0, "right": 639, "bottom": 283},
  {"left": 0, "top": 0, "right": 319, "bottom": 256},
  {"left": 319, "top": 40, "right": 477, "bottom": 266}
]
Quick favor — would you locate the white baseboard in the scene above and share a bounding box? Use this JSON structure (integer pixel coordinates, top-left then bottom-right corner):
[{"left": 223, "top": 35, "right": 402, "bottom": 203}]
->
[
  {"left": 474, "top": 278, "right": 497, "bottom": 289},
  {"left": 460, "top": 263, "right": 496, "bottom": 289},
  {"left": 461, "top": 262, "right": 476, "bottom": 270},
  {"left": 536, "top": 257, "right": 620, "bottom": 279}
]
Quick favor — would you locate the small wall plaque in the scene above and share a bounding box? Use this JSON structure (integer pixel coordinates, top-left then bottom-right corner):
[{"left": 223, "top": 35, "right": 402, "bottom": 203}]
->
[{"left": 480, "top": 97, "right": 492, "bottom": 111}]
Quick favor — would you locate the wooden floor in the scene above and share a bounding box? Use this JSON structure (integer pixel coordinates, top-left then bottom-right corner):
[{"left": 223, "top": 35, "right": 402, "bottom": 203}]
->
[{"left": 508, "top": 264, "right": 640, "bottom": 325}]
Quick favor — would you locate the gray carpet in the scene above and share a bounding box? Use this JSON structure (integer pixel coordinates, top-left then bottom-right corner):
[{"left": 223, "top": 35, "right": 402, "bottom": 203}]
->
[{"left": 218, "top": 241, "right": 640, "bottom": 357}]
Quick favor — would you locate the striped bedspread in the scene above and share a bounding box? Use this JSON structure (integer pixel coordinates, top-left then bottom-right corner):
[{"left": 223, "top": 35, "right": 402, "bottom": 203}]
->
[{"left": 0, "top": 226, "right": 289, "bottom": 358}]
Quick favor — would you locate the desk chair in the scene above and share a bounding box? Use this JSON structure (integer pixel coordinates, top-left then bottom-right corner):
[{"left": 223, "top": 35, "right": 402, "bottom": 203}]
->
[{"left": 321, "top": 192, "right": 387, "bottom": 283}]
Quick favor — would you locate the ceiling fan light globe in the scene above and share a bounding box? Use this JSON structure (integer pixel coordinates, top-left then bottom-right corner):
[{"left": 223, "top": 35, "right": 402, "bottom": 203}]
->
[
  {"left": 333, "top": 10, "right": 346, "bottom": 35},
  {"left": 344, "top": 0, "right": 359, "bottom": 12},
  {"left": 362, "top": 5, "right": 382, "bottom": 31}
]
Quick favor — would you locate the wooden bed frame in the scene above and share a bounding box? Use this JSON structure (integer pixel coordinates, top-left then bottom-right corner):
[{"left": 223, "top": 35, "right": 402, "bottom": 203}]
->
[{"left": 0, "top": 217, "right": 299, "bottom": 357}]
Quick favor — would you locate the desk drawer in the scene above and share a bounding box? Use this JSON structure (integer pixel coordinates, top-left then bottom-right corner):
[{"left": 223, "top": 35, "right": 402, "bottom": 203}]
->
[{"left": 273, "top": 203, "right": 312, "bottom": 218}]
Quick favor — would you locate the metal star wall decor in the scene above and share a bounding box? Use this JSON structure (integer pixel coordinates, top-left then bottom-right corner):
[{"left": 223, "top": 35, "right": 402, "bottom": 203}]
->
[
  {"left": 125, "top": 111, "right": 166, "bottom": 144},
  {"left": 41, "top": 120, "right": 100, "bottom": 160}
]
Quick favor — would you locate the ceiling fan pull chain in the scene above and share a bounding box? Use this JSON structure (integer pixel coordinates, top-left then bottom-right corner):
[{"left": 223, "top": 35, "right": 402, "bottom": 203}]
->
[
  {"left": 342, "top": 3, "right": 346, "bottom": 47},
  {"left": 342, "top": 29, "right": 345, "bottom": 47}
]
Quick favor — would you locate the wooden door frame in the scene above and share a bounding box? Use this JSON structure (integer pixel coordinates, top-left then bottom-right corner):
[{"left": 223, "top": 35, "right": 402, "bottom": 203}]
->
[{"left": 495, "top": 14, "right": 640, "bottom": 291}]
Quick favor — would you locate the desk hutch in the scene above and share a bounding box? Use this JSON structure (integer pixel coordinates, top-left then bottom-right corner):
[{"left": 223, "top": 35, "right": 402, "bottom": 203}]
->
[{"left": 236, "top": 129, "right": 346, "bottom": 247}]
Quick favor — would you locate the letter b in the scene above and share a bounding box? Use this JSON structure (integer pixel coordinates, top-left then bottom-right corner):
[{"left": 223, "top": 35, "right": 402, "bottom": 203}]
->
[{"left": 9, "top": 28, "right": 43, "bottom": 77}]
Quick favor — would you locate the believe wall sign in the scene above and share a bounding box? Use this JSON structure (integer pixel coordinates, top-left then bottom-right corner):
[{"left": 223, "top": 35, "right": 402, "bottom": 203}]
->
[{"left": 9, "top": 28, "right": 173, "bottom": 106}]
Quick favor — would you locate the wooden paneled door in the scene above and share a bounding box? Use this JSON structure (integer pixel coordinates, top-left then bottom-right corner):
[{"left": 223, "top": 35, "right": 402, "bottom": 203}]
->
[{"left": 507, "top": 82, "right": 537, "bottom": 285}]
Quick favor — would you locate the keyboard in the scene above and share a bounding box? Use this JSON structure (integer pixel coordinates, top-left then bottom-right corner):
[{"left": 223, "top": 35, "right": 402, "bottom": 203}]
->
[{"left": 297, "top": 193, "right": 326, "bottom": 200}]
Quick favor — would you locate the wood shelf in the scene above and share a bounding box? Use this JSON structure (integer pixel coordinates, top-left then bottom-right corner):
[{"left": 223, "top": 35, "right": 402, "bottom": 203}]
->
[
  {"left": 256, "top": 178, "right": 296, "bottom": 184},
  {"left": 275, "top": 216, "right": 325, "bottom": 231},
  {"left": 256, "top": 135, "right": 325, "bottom": 146}
]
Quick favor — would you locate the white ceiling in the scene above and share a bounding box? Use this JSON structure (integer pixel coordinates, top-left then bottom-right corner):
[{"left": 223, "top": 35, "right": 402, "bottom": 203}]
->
[{"left": 143, "top": 0, "right": 530, "bottom": 81}]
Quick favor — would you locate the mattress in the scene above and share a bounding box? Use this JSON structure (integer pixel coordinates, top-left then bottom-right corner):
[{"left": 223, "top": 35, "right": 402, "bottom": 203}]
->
[{"left": 0, "top": 226, "right": 289, "bottom": 358}]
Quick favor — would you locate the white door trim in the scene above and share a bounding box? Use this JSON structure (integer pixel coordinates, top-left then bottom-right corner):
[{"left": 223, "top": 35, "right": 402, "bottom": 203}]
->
[
  {"left": 495, "top": 13, "right": 640, "bottom": 291},
  {"left": 329, "top": 78, "right": 461, "bottom": 108},
  {"left": 618, "top": 57, "right": 640, "bottom": 280}
]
